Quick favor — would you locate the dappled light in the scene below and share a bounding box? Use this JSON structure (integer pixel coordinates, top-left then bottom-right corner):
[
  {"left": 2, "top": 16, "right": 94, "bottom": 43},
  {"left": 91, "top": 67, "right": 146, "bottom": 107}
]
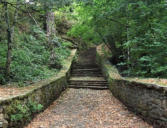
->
[{"left": 0, "top": 0, "right": 167, "bottom": 128}]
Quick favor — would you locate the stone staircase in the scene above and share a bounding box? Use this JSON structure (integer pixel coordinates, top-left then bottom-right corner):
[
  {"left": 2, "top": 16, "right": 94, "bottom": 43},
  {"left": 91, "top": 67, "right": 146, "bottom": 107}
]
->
[{"left": 68, "top": 63, "right": 109, "bottom": 90}]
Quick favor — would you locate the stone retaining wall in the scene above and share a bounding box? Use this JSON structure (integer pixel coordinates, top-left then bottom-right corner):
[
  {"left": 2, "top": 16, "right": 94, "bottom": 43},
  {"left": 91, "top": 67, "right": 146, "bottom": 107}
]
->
[
  {"left": 96, "top": 45, "right": 167, "bottom": 127},
  {"left": 0, "top": 49, "right": 77, "bottom": 128}
]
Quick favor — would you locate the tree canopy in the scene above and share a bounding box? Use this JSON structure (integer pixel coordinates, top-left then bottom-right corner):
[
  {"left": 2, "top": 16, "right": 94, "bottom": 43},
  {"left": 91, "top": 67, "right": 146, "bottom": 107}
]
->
[
  {"left": 69, "top": 0, "right": 167, "bottom": 77},
  {"left": 0, "top": 0, "right": 167, "bottom": 86}
]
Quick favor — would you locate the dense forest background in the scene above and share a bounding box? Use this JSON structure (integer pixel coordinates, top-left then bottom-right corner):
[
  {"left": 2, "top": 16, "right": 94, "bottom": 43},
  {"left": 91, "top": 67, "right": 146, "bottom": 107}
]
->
[
  {"left": 0, "top": 0, "right": 167, "bottom": 86},
  {"left": 69, "top": 0, "right": 167, "bottom": 77},
  {"left": 0, "top": 0, "right": 74, "bottom": 85}
]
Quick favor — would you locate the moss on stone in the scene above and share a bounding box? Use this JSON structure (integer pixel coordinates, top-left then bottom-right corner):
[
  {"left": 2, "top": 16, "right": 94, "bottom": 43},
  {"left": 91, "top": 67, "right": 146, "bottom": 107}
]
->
[
  {"left": 96, "top": 44, "right": 167, "bottom": 127},
  {"left": 0, "top": 49, "right": 77, "bottom": 128}
]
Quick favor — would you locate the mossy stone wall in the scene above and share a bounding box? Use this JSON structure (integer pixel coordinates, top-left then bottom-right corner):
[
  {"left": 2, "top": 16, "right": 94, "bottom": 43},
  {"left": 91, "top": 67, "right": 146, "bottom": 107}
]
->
[
  {"left": 96, "top": 45, "right": 167, "bottom": 127},
  {"left": 0, "top": 50, "right": 77, "bottom": 128}
]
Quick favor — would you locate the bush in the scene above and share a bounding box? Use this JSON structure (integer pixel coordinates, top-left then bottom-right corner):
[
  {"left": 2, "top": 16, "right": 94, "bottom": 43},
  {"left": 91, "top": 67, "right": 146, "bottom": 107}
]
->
[
  {"left": 0, "top": 26, "right": 71, "bottom": 86},
  {"left": 10, "top": 100, "right": 43, "bottom": 122}
]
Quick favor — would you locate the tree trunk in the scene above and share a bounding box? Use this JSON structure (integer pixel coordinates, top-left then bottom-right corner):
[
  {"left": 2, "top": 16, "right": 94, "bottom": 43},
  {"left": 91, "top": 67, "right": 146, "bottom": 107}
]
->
[
  {"left": 4, "top": 1, "right": 18, "bottom": 80},
  {"left": 43, "top": 1, "right": 56, "bottom": 36},
  {"left": 46, "top": 11, "right": 56, "bottom": 36},
  {"left": 4, "top": 2, "right": 12, "bottom": 79}
]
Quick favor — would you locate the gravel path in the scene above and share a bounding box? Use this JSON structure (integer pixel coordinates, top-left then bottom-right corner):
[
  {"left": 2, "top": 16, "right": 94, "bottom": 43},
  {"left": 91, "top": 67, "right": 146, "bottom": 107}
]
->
[{"left": 25, "top": 89, "right": 152, "bottom": 128}]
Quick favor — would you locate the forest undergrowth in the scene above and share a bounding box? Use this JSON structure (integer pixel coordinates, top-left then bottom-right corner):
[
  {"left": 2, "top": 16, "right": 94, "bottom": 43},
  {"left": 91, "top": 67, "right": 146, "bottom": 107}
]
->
[{"left": 1, "top": 0, "right": 167, "bottom": 86}]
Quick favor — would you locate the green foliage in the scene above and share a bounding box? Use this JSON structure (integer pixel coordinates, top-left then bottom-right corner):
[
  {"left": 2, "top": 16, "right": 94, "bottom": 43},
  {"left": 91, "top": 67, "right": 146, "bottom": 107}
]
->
[
  {"left": 0, "top": 42, "right": 7, "bottom": 67},
  {"left": 28, "top": 100, "right": 43, "bottom": 113},
  {"left": 118, "top": 0, "right": 167, "bottom": 77},
  {"left": 0, "top": 42, "right": 7, "bottom": 84},
  {"left": 68, "top": 2, "right": 101, "bottom": 46},
  {"left": 62, "top": 41, "right": 73, "bottom": 48},
  {"left": 10, "top": 27, "right": 55, "bottom": 84},
  {"left": 39, "top": 0, "right": 73, "bottom": 9},
  {"left": 11, "top": 104, "right": 30, "bottom": 122},
  {"left": 10, "top": 100, "right": 43, "bottom": 122},
  {"left": 54, "top": 46, "right": 71, "bottom": 65},
  {"left": 0, "top": 0, "right": 74, "bottom": 86},
  {"left": 68, "top": 24, "right": 100, "bottom": 45},
  {"left": 0, "top": 26, "right": 71, "bottom": 85},
  {"left": 70, "top": 0, "right": 167, "bottom": 78},
  {"left": 1, "top": 0, "right": 166, "bottom": 82}
]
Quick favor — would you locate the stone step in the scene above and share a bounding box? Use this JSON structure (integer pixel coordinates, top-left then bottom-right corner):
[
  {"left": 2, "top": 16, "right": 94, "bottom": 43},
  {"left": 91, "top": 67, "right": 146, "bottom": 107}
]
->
[
  {"left": 72, "top": 71, "right": 101, "bottom": 73},
  {"left": 71, "top": 74, "right": 103, "bottom": 77},
  {"left": 69, "top": 61, "right": 108, "bottom": 90},
  {"left": 71, "top": 73, "right": 102, "bottom": 75},
  {"left": 71, "top": 73, "right": 102, "bottom": 76},
  {"left": 68, "top": 85, "right": 109, "bottom": 90},
  {"left": 72, "top": 71, "right": 102, "bottom": 73},
  {"left": 68, "top": 83, "right": 108, "bottom": 87},
  {"left": 69, "top": 80, "right": 108, "bottom": 83},
  {"left": 72, "top": 65, "right": 99, "bottom": 69},
  {"left": 69, "top": 80, "right": 107, "bottom": 83},
  {"left": 69, "top": 80, "right": 108, "bottom": 84},
  {"left": 72, "top": 68, "right": 100, "bottom": 71},
  {"left": 70, "top": 77, "right": 106, "bottom": 81},
  {"left": 72, "top": 72, "right": 102, "bottom": 75},
  {"left": 71, "top": 71, "right": 102, "bottom": 75},
  {"left": 69, "top": 83, "right": 108, "bottom": 86}
]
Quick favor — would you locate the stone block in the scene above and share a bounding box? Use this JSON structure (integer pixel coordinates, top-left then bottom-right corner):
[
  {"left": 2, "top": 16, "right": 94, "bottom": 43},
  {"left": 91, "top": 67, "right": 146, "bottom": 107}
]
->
[{"left": 96, "top": 44, "right": 167, "bottom": 127}]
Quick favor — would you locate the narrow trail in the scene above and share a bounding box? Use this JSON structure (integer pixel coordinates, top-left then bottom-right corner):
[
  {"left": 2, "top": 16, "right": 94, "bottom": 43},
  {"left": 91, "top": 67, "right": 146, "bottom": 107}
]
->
[{"left": 25, "top": 48, "right": 152, "bottom": 128}]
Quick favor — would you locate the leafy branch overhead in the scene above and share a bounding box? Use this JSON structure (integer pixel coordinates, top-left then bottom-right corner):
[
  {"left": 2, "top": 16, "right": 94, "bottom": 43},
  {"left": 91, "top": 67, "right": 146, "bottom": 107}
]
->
[{"left": 68, "top": 0, "right": 167, "bottom": 78}]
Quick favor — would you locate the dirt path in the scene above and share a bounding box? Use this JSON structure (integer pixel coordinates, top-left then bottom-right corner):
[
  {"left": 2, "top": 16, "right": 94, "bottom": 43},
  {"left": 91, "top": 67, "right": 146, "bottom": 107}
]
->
[
  {"left": 26, "top": 48, "right": 152, "bottom": 128},
  {"left": 25, "top": 89, "right": 152, "bottom": 128}
]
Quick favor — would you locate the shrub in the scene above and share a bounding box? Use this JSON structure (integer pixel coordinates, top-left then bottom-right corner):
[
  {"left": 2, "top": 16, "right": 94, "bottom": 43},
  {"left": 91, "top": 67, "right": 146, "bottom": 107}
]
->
[{"left": 0, "top": 26, "right": 71, "bottom": 85}]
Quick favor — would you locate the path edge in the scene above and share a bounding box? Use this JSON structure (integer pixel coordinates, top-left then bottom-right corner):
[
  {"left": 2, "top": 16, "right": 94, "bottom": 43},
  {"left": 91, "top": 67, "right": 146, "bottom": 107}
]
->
[
  {"left": 0, "top": 49, "right": 77, "bottom": 128},
  {"left": 96, "top": 44, "right": 167, "bottom": 127}
]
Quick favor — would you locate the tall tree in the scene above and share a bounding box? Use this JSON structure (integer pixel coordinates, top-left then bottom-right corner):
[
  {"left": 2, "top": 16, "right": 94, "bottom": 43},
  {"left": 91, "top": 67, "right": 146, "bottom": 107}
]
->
[
  {"left": 3, "top": 0, "right": 19, "bottom": 79},
  {"left": 40, "top": 0, "right": 72, "bottom": 36},
  {"left": 4, "top": 2, "right": 12, "bottom": 79}
]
